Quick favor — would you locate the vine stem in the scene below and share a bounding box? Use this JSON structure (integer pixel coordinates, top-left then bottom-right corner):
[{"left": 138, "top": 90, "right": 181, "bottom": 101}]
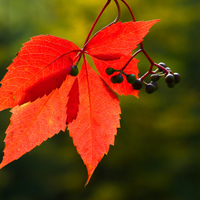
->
[
  {"left": 75, "top": 0, "right": 112, "bottom": 64},
  {"left": 83, "top": 0, "right": 111, "bottom": 47},
  {"left": 120, "top": 0, "right": 136, "bottom": 22},
  {"left": 85, "top": 0, "right": 121, "bottom": 45},
  {"left": 75, "top": 0, "right": 121, "bottom": 65}
]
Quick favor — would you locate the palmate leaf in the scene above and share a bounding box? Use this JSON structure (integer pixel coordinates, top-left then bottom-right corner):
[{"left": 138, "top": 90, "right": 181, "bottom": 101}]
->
[{"left": 0, "top": 20, "right": 159, "bottom": 184}]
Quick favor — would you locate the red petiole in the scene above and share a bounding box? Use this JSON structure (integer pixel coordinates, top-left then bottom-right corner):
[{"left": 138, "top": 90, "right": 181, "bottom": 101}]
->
[{"left": 75, "top": 0, "right": 121, "bottom": 65}]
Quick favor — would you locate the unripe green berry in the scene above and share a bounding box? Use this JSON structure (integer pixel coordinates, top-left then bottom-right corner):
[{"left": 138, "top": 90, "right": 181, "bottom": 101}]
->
[
  {"left": 132, "top": 79, "right": 143, "bottom": 90},
  {"left": 106, "top": 67, "right": 115, "bottom": 75},
  {"left": 145, "top": 83, "right": 156, "bottom": 94},
  {"left": 150, "top": 74, "right": 160, "bottom": 82},
  {"left": 165, "top": 73, "right": 175, "bottom": 84},
  {"left": 126, "top": 74, "right": 136, "bottom": 84},
  {"left": 174, "top": 73, "right": 181, "bottom": 84},
  {"left": 70, "top": 65, "right": 79, "bottom": 76}
]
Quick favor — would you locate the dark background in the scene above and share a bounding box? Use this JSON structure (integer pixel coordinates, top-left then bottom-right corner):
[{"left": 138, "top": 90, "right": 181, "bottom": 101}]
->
[{"left": 0, "top": 0, "right": 200, "bottom": 199}]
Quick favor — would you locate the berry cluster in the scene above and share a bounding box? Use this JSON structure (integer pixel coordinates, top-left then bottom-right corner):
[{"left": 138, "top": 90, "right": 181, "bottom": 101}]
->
[
  {"left": 106, "top": 67, "right": 136, "bottom": 84},
  {"left": 106, "top": 62, "right": 181, "bottom": 94}
]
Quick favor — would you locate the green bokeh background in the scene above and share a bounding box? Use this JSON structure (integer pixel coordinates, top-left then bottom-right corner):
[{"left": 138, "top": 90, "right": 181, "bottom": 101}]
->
[{"left": 0, "top": 0, "right": 200, "bottom": 199}]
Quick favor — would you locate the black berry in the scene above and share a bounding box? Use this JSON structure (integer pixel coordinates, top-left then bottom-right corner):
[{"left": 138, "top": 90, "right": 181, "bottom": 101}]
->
[
  {"left": 106, "top": 67, "right": 115, "bottom": 75},
  {"left": 174, "top": 73, "right": 181, "bottom": 84},
  {"left": 167, "top": 83, "right": 175, "bottom": 88},
  {"left": 145, "top": 83, "right": 156, "bottom": 94},
  {"left": 70, "top": 65, "right": 79, "bottom": 76},
  {"left": 126, "top": 74, "right": 136, "bottom": 84},
  {"left": 132, "top": 79, "right": 143, "bottom": 90},
  {"left": 150, "top": 74, "right": 160, "bottom": 82},
  {"left": 165, "top": 73, "right": 175, "bottom": 84}
]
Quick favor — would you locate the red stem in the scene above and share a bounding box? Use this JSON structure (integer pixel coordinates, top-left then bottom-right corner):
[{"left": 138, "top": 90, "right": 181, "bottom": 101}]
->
[
  {"left": 121, "top": 49, "right": 142, "bottom": 71},
  {"left": 121, "top": 0, "right": 136, "bottom": 22}
]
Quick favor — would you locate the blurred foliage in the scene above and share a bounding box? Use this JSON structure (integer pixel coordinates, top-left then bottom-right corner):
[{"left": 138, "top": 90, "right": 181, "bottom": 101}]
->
[{"left": 0, "top": 0, "right": 200, "bottom": 199}]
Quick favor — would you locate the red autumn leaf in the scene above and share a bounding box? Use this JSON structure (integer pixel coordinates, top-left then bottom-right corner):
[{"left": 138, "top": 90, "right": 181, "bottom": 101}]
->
[
  {"left": 68, "top": 57, "right": 121, "bottom": 184},
  {"left": 0, "top": 75, "right": 77, "bottom": 169},
  {"left": 0, "top": 20, "right": 159, "bottom": 184},
  {"left": 85, "top": 20, "right": 160, "bottom": 60},
  {"left": 0, "top": 35, "right": 79, "bottom": 111}
]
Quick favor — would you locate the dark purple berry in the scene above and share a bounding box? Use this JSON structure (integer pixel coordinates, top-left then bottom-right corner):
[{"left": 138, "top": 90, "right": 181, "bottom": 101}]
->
[
  {"left": 115, "top": 74, "right": 123, "bottom": 83},
  {"left": 126, "top": 74, "right": 136, "bottom": 84},
  {"left": 158, "top": 62, "right": 168, "bottom": 72},
  {"left": 145, "top": 83, "right": 156, "bottom": 94},
  {"left": 151, "top": 81, "right": 158, "bottom": 90},
  {"left": 150, "top": 74, "right": 160, "bottom": 82},
  {"left": 165, "top": 73, "right": 175, "bottom": 84},
  {"left": 111, "top": 75, "right": 117, "bottom": 84},
  {"left": 106, "top": 67, "right": 115, "bottom": 75},
  {"left": 174, "top": 73, "right": 181, "bottom": 84},
  {"left": 132, "top": 79, "right": 143, "bottom": 90},
  {"left": 70, "top": 65, "right": 79, "bottom": 76},
  {"left": 159, "top": 62, "right": 167, "bottom": 68},
  {"left": 167, "top": 83, "right": 175, "bottom": 88}
]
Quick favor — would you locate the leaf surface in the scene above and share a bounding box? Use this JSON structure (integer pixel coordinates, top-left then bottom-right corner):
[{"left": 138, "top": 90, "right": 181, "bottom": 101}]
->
[
  {"left": 68, "top": 57, "right": 121, "bottom": 184},
  {"left": 0, "top": 35, "right": 79, "bottom": 111},
  {"left": 86, "top": 20, "right": 160, "bottom": 60},
  {"left": 0, "top": 75, "right": 76, "bottom": 169}
]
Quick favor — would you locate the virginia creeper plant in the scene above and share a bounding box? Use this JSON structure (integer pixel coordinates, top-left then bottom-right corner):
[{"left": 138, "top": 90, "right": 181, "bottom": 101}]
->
[{"left": 0, "top": 0, "right": 180, "bottom": 185}]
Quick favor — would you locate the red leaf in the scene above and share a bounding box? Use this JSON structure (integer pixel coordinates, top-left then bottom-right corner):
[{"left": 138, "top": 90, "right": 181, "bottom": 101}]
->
[
  {"left": 85, "top": 20, "right": 160, "bottom": 60},
  {"left": 92, "top": 55, "right": 139, "bottom": 96},
  {"left": 0, "top": 35, "right": 79, "bottom": 111},
  {"left": 0, "top": 18, "right": 160, "bottom": 184},
  {"left": 68, "top": 57, "right": 121, "bottom": 184},
  {"left": 0, "top": 75, "right": 76, "bottom": 169}
]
